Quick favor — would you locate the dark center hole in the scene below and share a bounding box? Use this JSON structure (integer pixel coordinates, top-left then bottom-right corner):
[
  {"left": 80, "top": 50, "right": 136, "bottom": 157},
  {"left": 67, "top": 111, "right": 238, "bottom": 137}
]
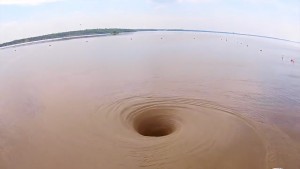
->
[{"left": 134, "top": 114, "right": 175, "bottom": 137}]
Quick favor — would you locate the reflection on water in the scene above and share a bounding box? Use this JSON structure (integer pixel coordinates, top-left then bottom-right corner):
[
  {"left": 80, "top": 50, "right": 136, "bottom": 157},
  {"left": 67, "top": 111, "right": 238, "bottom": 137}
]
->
[{"left": 0, "top": 32, "right": 299, "bottom": 169}]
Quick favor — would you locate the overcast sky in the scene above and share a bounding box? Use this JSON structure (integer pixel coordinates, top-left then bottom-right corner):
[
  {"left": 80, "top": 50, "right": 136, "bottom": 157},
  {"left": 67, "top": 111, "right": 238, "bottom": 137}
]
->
[{"left": 0, "top": 0, "right": 299, "bottom": 43}]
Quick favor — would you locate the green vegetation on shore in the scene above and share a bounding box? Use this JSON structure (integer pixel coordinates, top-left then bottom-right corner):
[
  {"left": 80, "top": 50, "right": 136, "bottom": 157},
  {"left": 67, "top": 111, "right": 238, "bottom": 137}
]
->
[
  {"left": 1, "top": 28, "right": 297, "bottom": 48},
  {"left": 0, "top": 28, "right": 138, "bottom": 48}
]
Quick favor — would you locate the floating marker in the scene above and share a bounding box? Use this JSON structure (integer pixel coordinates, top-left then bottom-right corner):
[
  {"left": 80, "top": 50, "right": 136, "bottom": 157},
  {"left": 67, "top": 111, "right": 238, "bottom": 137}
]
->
[{"left": 291, "top": 59, "right": 295, "bottom": 63}]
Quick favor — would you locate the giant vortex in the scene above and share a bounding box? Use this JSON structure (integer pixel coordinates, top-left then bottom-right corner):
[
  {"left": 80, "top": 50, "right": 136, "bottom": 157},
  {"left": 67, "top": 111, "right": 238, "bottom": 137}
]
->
[
  {"left": 1, "top": 32, "right": 299, "bottom": 169},
  {"left": 90, "top": 96, "right": 267, "bottom": 169}
]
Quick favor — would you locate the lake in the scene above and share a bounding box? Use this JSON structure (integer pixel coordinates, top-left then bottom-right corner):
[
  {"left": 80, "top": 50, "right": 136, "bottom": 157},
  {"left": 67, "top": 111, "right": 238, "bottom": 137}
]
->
[{"left": 0, "top": 31, "right": 299, "bottom": 169}]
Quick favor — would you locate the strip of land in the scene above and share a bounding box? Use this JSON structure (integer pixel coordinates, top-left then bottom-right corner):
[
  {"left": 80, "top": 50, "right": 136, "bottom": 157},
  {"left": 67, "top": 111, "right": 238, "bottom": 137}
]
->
[
  {"left": 0, "top": 28, "right": 299, "bottom": 48},
  {"left": 0, "top": 29, "right": 140, "bottom": 48}
]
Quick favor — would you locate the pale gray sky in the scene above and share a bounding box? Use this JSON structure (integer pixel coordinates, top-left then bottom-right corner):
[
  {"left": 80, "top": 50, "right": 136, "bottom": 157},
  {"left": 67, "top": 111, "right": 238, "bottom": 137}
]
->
[{"left": 0, "top": 0, "right": 299, "bottom": 43}]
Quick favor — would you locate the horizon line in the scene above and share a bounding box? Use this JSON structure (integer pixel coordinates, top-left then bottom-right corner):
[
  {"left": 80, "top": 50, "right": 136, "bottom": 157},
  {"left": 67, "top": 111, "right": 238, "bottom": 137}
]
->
[{"left": 1, "top": 28, "right": 299, "bottom": 49}]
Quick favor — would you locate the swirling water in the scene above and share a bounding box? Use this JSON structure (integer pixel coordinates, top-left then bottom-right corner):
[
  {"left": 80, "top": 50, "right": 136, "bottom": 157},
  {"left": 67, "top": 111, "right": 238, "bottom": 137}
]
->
[{"left": 0, "top": 32, "right": 299, "bottom": 169}]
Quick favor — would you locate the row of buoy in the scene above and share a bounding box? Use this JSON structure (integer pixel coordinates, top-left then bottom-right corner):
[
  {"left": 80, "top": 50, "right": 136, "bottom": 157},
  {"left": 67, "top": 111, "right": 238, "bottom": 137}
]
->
[
  {"left": 129, "top": 36, "right": 297, "bottom": 64},
  {"left": 11, "top": 36, "right": 296, "bottom": 65},
  {"left": 220, "top": 37, "right": 297, "bottom": 64},
  {"left": 220, "top": 37, "right": 265, "bottom": 51}
]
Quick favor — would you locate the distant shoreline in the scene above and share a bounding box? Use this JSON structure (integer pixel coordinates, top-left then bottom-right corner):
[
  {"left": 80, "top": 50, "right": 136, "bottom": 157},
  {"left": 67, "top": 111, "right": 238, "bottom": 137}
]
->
[
  {"left": 0, "top": 32, "right": 133, "bottom": 49},
  {"left": 0, "top": 29, "right": 137, "bottom": 49},
  {"left": 1, "top": 28, "right": 299, "bottom": 49}
]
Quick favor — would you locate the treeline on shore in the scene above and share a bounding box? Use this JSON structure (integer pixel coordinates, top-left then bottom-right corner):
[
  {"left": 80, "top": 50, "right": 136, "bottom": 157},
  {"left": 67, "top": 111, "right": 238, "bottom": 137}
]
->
[
  {"left": 1, "top": 28, "right": 297, "bottom": 48},
  {"left": 0, "top": 28, "right": 140, "bottom": 48}
]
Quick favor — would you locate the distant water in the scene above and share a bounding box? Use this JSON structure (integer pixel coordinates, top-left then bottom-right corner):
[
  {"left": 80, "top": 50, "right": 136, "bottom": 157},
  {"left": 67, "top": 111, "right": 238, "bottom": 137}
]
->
[{"left": 0, "top": 32, "right": 299, "bottom": 169}]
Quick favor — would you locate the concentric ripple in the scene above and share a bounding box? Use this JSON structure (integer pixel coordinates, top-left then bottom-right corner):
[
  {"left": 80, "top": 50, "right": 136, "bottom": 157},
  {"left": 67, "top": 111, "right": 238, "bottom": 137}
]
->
[{"left": 92, "top": 96, "right": 268, "bottom": 169}]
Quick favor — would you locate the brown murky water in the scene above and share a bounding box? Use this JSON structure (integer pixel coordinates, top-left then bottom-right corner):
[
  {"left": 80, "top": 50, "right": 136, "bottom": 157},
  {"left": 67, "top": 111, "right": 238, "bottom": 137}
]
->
[{"left": 0, "top": 32, "right": 300, "bottom": 169}]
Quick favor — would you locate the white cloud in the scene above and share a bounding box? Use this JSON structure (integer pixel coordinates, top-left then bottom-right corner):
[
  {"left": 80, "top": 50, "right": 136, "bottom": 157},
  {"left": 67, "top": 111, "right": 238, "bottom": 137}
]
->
[{"left": 0, "top": 0, "right": 63, "bottom": 5}]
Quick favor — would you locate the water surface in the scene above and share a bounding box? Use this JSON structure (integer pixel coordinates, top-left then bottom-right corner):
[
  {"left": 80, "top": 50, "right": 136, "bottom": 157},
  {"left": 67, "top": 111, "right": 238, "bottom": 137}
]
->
[{"left": 0, "top": 32, "right": 299, "bottom": 169}]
